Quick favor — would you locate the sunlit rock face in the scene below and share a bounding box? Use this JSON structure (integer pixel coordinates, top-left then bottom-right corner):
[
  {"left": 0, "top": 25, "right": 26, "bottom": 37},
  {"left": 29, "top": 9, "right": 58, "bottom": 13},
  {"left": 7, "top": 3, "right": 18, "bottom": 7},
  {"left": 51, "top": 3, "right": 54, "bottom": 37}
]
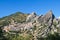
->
[
  {"left": 38, "top": 10, "right": 55, "bottom": 26},
  {"left": 3, "top": 10, "right": 60, "bottom": 38},
  {"left": 26, "top": 12, "right": 37, "bottom": 22},
  {"left": 3, "top": 22, "right": 34, "bottom": 32}
]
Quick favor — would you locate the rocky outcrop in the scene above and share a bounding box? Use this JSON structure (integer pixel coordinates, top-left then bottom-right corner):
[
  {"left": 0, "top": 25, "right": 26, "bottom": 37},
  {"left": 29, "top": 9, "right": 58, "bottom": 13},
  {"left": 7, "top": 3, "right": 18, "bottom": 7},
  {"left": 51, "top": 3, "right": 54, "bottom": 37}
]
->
[
  {"left": 26, "top": 12, "right": 37, "bottom": 22},
  {"left": 3, "top": 22, "right": 34, "bottom": 32},
  {"left": 38, "top": 10, "right": 55, "bottom": 26},
  {"left": 3, "top": 10, "right": 60, "bottom": 38}
]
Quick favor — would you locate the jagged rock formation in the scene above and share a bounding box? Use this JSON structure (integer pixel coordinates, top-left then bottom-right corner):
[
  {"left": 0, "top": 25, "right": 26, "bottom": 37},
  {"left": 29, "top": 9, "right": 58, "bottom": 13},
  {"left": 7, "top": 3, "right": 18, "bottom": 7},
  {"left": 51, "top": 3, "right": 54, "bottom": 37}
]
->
[
  {"left": 3, "top": 10, "right": 60, "bottom": 38},
  {"left": 38, "top": 10, "right": 55, "bottom": 25},
  {"left": 26, "top": 12, "right": 36, "bottom": 22}
]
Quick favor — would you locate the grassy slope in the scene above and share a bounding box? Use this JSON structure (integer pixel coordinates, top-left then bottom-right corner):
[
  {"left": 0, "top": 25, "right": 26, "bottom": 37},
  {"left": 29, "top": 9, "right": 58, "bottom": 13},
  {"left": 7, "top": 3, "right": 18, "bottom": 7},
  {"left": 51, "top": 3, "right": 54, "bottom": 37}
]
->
[{"left": 0, "top": 12, "right": 28, "bottom": 26}]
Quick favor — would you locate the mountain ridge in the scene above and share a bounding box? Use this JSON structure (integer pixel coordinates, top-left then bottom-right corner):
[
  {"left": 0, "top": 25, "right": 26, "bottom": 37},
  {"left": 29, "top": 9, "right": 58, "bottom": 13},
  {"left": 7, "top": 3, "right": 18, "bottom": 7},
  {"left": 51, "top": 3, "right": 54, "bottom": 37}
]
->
[
  {"left": 0, "top": 12, "right": 28, "bottom": 26},
  {"left": 1, "top": 10, "right": 60, "bottom": 40}
]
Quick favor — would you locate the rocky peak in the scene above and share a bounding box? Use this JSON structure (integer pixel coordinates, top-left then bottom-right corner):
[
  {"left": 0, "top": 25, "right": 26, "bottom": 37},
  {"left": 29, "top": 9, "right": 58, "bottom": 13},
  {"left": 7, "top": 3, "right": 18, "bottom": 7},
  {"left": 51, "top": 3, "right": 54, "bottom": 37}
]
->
[
  {"left": 3, "top": 10, "right": 60, "bottom": 38},
  {"left": 45, "top": 10, "right": 55, "bottom": 19},
  {"left": 31, "top": 12, "right": 36, "bottom": 15},
  {"left": 37, "top": 10, "right": 55, "bottom": 25},
  {"left": 26, "top": 12, "right": 37, "bottom": 22}
]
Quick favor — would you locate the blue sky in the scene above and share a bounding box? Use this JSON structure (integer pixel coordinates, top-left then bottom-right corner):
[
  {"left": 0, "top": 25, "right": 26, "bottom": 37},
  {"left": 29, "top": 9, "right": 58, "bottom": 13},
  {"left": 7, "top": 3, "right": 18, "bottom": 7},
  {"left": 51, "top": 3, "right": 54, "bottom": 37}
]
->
[{"left": 0, "top": 0, "right": 60, "bottom": 18}]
